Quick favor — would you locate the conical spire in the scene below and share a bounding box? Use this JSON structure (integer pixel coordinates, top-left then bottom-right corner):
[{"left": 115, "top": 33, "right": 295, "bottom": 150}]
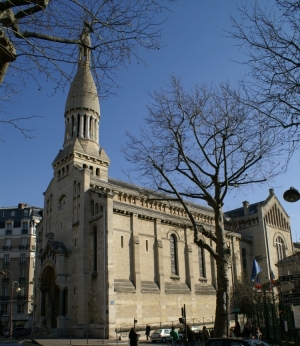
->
[
  {"left": 64, "top": 27, "right": 100, "bottom": 117},
  {"left": 64, "top": 26, "right": 100, "bottom": 147}
]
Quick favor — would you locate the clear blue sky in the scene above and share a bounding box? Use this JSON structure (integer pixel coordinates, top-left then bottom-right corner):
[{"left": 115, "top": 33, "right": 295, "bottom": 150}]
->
[{"left": 1, "top": 1, "right": 300, "bottom": 242}]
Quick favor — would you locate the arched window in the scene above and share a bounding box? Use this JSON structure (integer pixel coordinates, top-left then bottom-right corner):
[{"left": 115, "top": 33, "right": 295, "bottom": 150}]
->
[
  {"left": 73, "top": 181, "right": 77, "bottom": 197},
  {"left": 100, "top": 205, "right": 103, "bottom": 213},
  {"left": 276, "top": 237, "right": 285, "bottom": 261},
  {"left": 91, "top": 200, "right": 94, "bottom": 217},
  {"left": 58, "top": 170, "right": 61, "bottom": 179},
  {"left": 96, "top": 168, "right": 100, "bottom": 176},
  {"left": 77, "top": 183, "right": 80, "bottom": 196},
  {"left": 198, "top": 247, "right": 206, "bottom": 278},
  {"left": 146, "top": 240, "right": 149, "bottom": 252},
  {"left": 241, "top": 248, "right": 247, "bottom": 275},
  {"left": 170, "top": 234, "right": 178, "bottom": 275},
  {"left": 121, "top": 236, "right": 123, "bottom": 248},
  {"left": 93, "top": 227, "right": 97, "bottom": 272},
  {"left": 95, "top": 203, "right": 99, "bottom": 215}
]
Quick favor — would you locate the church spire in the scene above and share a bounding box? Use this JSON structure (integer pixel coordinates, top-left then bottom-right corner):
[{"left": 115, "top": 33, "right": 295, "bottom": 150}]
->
[{"left": 64, "top": 26, "right": 100, "bottom": 148}]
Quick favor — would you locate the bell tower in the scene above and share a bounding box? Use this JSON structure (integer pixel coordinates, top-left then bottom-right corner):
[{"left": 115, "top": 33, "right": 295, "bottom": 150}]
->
[{"left": 52, "top": 26, "right": 110, "bottom": 181}]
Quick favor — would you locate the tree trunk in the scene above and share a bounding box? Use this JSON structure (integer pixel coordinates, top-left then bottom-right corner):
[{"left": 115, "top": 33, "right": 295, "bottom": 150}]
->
[
  {"left": 0, "top": 30, "right": 16, "bottom": 84},
  {"left": 213, "top": 204, "right": 231, "bottom": 337}
]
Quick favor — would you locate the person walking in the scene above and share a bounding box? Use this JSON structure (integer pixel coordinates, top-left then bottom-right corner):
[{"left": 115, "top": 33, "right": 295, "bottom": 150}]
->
[
  {"left": 129, "top": 328, "right": 138, "bottom": 346},
  {"left": 170, "top": 326, "right": 179, "bottom": 346},
  {"left": 146, "top": 325, "right": 151, "bottom": 340},
  {"left": 202, "top": 326, "right": 210, "bottom": 343},
  {"left": 187, "top": 325, "right": 195, "bottom": 346},
  {"left": 233, "top": 321, "right": 241, "bottom": 337},
  {"left": 241, "top": 322, "right": 252, "bottom": 338}
]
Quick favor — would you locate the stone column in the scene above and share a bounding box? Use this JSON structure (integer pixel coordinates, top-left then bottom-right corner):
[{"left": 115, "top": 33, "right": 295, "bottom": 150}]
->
[
  {"left": 154, "top": 219, "right": 165, "bottom": 292},
  {"left": 185, "top": 227, "right": 195, "bottom": 294},
  {"left": 59, "top": 288, "right": 64, "bottom": 316},
  {"left": 131, "top": 213, "right": 141, "bottom": 292},
  {"left": 79, "top": 114, "right": 84, "bottom": 138},
  {"left": 86, "top": 115, "right": 90, "bottom": 138}
]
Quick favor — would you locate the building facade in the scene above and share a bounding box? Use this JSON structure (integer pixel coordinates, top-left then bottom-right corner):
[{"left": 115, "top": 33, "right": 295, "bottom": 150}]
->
[
  {"left": 0, "top": 203, "right": 42, "bottom": 329},
  {"left": 33, "top": 30, "right": 294, "bottom": 337}
]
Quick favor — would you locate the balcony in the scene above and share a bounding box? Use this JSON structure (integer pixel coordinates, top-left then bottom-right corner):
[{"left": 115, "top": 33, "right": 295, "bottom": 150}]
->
[
  {"left": 2, "top": 278, "right": 9, "bottom": 285},
  {"left": 18, "top": 278, "right": 26, "bottom": 285},
  {"left": 2, "top": 246, "right": 12, "bottom": 251},
  {"left": 3, "top": 262, "right": 10, "bottom": 268},
  {"left": 5, "top": 230, "right": 12, "bottom": 235},
  {"left": 19, "top": 245, "right": 28, "bottom": 250},
  {"left": 0, "top": 296, "right": 10, "bottom": 301},
  {"left": 19, "top": 261, "right": 27, "bottom": 267},
  {"left": 21, "top": 229, "right": 28, "bottom": 234}
]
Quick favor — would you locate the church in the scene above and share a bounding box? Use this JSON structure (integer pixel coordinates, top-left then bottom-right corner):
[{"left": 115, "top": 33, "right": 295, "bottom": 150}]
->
[{"left": 33, "top": 30, "right": 294, "bottom": 338}]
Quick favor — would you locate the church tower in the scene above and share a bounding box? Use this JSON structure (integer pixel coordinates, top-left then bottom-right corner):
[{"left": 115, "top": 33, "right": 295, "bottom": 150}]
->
[{"left": 53, "top": 27, "right": 110, "bottom": 181}]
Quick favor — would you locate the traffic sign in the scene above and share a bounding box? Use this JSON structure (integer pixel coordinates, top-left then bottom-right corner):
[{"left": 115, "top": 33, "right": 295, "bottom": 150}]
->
[
  {"left": 282, "top": 293, "right": 300, "bottom": 305},
  {"left": 279, "top": 274, "right": 300, "bottom": 282}
]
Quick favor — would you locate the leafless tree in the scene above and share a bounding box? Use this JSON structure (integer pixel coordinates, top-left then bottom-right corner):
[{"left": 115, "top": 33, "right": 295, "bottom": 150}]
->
[
  {"left": 229, "top": 0, "right": 300, "bottom": 147},
  {"left": 123, "top": 76, "right": 289, "bottom": 337},
  {"left": 0, "top": 0, "right": 173, "bottom": 92},
  {"left": 0, "top": 0, "right": 173, "bottom": 139}
]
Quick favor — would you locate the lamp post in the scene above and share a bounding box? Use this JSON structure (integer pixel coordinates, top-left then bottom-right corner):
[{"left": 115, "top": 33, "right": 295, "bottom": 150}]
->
[
  {"left": 283, "top": 187, "right": 300, "bottom": 203},
  {"left": 0, "top": 270, "right": 21, "bottom": 339}
]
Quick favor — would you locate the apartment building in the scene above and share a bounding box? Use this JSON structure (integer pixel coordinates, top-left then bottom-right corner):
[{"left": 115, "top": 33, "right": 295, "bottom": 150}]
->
[{"left": 0, "top": 203, "right": 43, "bottom": 329}]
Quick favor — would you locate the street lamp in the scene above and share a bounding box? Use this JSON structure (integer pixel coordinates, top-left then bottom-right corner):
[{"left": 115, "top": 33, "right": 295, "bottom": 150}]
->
[
  {"left": 0, "top": 270, "right": 21, "bottom": 339},
  {"left": 283, "top": 187, "right": 300, "bottom": 203}
]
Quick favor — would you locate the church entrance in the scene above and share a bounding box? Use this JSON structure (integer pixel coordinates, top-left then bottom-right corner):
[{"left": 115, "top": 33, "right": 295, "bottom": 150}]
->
[{"left": 40, "top": 266, "right": 59, "bottom": 328}]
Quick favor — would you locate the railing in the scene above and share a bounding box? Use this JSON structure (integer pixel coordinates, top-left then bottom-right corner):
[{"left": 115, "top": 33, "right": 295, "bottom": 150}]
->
[
  {"left": 5, "top": 230, "right": 12, "bottom": 235},
  {"left": 2, "top": 278, "right": 9, "bottom": 285},
  {"left": 21, "top": 229, "right": 28, "bottom": 234},
  {"left": 2, "top": 246, "right": 12, "bottom": 250},
  {"left": 19, "top": 245, "right": 28, "bottom": 250},
  {"left": 19, "top": 261, "right": 27, "bottom": 267},
  {"left": 3, "top": 262, "right": 10, "bottom": 268}
]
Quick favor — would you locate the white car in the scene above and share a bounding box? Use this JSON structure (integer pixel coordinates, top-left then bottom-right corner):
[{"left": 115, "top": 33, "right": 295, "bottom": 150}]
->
[
  {"left": 151, "top": 329, "right": 183, "bottom": 343},
  {"left": 151, "top": 329, "right": 172, "bottom": 343}
]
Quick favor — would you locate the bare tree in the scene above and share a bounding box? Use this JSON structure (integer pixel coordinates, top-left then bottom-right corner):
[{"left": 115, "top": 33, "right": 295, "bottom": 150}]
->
[
  {"left": 0, "top": 0, "right": 173, "bottom": 93},
  {"left": 123, "top": 76, "right": 288, "bottom": 337},
  {"left": 229, "top": 0, "right": 300, "bottom": 145}
]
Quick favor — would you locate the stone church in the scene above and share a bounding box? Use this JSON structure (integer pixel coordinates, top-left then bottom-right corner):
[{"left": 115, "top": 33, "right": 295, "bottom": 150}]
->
[{"left": 33, "top": 31, "right": 294, "bottom": 338}]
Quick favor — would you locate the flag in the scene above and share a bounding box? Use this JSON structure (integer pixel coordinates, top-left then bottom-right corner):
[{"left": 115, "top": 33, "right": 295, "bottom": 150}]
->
[
  {"left": 270, "top": 269, "right": 276, "bottom": 284},
  {"left": 255, "top": 276, "right": 261, "bottom": 290},
  {"left": 251, "top": 259, "right": 262, "bottom": 281}
]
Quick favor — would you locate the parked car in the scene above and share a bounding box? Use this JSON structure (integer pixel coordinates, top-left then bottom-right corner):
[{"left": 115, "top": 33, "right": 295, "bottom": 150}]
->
[
  {"left": 151, "top": 329, "right": 183, "bottom": 343},
  {"left": 204, "top": 338, "right": 271, "bottom": 346},
  {"left": 4, "top": 327, "right": 31, "bottom": 338}
]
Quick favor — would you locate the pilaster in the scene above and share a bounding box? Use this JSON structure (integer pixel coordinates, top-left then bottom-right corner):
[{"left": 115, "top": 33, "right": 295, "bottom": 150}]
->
[{"left": 131, "top": 213, "right": 141, "bottom": 293}]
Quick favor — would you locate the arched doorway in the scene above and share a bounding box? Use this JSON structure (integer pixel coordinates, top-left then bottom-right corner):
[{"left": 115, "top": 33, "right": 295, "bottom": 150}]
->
[{"left": 40, "top": 266, "right": 59, "bottom": 328}]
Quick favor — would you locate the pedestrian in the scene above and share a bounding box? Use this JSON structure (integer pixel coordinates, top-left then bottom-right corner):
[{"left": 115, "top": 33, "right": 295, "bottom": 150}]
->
[
  {"left": 241, "top": 322, "right": 252, "bottom": 338},
  {"left": 170, "top": 326, "right": 179, "bottom": 346},
  {"left": 254, "top": 327, "right": 262, "bottom": 339},
  {"left": 202, "top": 326, "right": 210, "bottom": 343},
  {"left": 187, "top": 325, "right": 195, "bottom": 346},
  {"left": 146, "top": 324, "right": 151, "bottom": 340},
  {"left": 233, "top": 321, "right": 241, "bottom": 337},
  {"left": 129, "top": 327, "right": 138, "bottom": 346}
]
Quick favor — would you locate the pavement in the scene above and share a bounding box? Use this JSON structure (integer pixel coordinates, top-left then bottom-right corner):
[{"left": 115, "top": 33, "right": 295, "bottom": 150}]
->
[{"left": 0, "top": 334, "right": 154, "bottom": 346}]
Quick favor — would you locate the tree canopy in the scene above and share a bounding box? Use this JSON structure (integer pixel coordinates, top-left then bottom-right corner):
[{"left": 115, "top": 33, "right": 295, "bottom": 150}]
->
[{"left": 230, "top": 0, "right": 300, "bottom": 147}]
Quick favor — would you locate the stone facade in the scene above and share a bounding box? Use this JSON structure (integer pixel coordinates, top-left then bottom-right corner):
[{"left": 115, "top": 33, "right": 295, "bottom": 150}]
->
[
  {"left": 33, "top": 31, "right": 294, "bottom": 338},
  {"left": 0, "top": 203, "right": 42, "bottom": 329}
]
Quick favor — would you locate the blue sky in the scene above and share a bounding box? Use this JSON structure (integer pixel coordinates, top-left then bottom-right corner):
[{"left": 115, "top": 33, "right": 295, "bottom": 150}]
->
[{"left": 1, "top": 1, "right": 300, "bottom": 242}]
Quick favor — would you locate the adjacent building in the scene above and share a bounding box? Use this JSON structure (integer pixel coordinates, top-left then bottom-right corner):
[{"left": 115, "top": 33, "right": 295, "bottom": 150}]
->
[{"left": 0, "top": 203, "right": 43, "bottom": 329}]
